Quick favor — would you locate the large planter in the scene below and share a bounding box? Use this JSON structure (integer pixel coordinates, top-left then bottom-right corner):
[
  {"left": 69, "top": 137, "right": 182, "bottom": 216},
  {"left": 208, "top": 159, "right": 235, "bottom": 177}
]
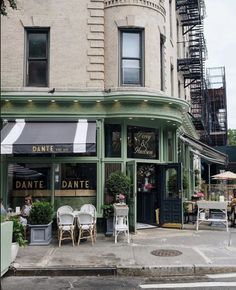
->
[
  {"left": 11, "top": 242, "right": 19, "bottom": 263},
  {"left": 105, "top": 217, "right": 113, "bottom": 237},
  {"left": 1, "top": 221, "right": 13, "bottom": 277},
  {"left": 28, "top": 221, "right": 52, "bottom": 245}
]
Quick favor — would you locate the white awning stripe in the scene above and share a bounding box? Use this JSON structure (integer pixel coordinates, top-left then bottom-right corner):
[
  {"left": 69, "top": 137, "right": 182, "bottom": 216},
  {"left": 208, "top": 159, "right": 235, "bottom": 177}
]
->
[
  {"left": 1, "top": 120, "right": 25, "bottom": 154},
  {"left": 73, "top": 120, "right": 88, "bottom": 153}
]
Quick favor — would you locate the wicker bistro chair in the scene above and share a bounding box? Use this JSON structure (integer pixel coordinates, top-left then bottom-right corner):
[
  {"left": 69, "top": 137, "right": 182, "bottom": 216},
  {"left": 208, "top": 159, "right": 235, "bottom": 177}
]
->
[
  {"left": 77, "top": 212, "right": 95, "bottom": 245},
  {"left": 80, "top": 204, "right": 97, "bottom": 241},
  {"left": 56, "top": 205, "right": 74, "bottom": 239},
  {"left": 113, "top": 204, "right": 130, "bottom": 244},
  {"left": 58, "top": 212, "right": 75, "bottom": 247}
]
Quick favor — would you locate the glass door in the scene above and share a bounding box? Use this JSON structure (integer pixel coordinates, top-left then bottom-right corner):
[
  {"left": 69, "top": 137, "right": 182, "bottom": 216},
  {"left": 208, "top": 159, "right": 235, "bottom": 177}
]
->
[
  {"left": 126, "top": 161, "right": 137, "bottom": 232},
  {"left": 159, "top": 163, "right": 182, "bottom": 226}
]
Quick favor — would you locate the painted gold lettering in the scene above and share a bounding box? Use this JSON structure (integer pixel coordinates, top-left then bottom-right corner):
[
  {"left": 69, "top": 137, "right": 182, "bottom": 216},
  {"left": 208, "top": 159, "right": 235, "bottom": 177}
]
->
[
  {"left": 16, "top": 181, "right": 21, "bottom": 189},
  {"left": 62, "top": 181, "right": 67, "bottom": 188},
  {"left": 85, "top": 180, "right": 89, "bottom": 189}
]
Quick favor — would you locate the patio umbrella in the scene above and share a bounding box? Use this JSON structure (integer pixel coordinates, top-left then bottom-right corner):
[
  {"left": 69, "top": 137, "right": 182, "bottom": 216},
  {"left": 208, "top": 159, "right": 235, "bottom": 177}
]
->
[
  {"left": 211, "top": 171, "right": 236, "bottom": 180},
  {"left": 211, "top": 171, "right": 236, "bottom": 199}
]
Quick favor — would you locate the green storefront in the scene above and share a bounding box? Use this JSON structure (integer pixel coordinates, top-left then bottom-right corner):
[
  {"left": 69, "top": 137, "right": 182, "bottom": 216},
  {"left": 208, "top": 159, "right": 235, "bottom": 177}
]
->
[{"left": 0, "top": 91, "right": 205, "bottom": 231}]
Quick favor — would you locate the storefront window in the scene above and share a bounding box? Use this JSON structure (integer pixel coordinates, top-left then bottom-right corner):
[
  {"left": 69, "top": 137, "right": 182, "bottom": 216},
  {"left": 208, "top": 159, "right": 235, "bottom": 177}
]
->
[
  {"left": 127, "top": 126, "right": 159, "bottom": 159},
  {"left": 105, "top": 124, "right": 121, "bottom": 157},
  {"left": 104, "top": 163, "right": 122, "bottom": 203},
  {"left": 7, "top": 163, "right": 51, "bottom": 210},
  {"left": 54, "top": 163, "right": 97, "bottom": 210}
]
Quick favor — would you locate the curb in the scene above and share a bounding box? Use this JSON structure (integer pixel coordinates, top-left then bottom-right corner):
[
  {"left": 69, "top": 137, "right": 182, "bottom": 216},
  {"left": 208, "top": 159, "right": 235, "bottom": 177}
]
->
[
  {"left": 7, "top": 266, "right": 117, "bottom": 277},
  {"left": 6, "top": 265, "right": 236, "bottom": 277}
]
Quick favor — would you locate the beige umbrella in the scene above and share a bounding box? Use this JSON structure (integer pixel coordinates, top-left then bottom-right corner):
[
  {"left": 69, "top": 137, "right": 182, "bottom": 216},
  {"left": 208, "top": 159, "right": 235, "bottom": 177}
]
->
[
  {"left": 211, "top": 171, "right": 236, "bottom": 180},
  {"left": 211, "top": 171, "right": 236, "bottom": 199}
]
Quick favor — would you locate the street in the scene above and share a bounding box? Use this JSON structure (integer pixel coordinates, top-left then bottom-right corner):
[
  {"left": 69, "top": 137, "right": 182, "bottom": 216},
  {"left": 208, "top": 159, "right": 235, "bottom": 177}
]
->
[{"left": 2, "top": 273, "right": 236, "bottom": 290}]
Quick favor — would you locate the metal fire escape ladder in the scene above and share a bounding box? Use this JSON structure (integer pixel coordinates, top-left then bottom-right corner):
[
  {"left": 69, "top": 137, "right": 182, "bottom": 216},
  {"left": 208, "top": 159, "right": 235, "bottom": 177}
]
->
[{"left": 176, "top": 0, "right": 208, "bottom": 140}]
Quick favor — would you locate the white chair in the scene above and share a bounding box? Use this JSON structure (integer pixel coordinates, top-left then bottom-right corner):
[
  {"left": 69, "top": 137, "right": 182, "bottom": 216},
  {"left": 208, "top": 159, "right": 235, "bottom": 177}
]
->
[
  {"left": 77, "top": 212, "right": 95, "bottom": 245},
  {"left": 57, "top": 205, "right": 73, "bottom": 220},
  {"left": 57, "top": 206, "right": 74, "bottom": 238},
  {"left": 113, "top": 205, "right": 130, "bottom": 244},
  {"left": 80, "top": 204, "right": 97, "bottom": 240},
  {"left": 58, "top": 212, "right": 75, "bottom": 247}
]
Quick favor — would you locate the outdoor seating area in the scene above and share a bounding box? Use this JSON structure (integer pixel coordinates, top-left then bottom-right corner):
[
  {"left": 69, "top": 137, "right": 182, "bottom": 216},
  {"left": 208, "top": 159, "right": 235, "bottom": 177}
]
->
[{"left": 56, "top": 204, "right": 97, "bottom": 247}]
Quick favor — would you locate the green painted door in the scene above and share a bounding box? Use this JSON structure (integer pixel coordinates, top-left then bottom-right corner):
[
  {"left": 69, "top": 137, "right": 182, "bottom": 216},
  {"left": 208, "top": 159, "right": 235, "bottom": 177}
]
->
[{"left": 126, "top": 161, "right": 137, "bottom": 233}]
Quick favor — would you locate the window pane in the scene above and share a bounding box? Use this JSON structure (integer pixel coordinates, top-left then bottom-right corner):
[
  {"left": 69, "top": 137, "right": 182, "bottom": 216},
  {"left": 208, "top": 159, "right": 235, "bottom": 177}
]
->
[
  {"left": 122, "top": 33, "right": 140, "bottom": 58},
  {"left": 127, "top": 126, "right": 159, "bottom": 159},
  {"left": 122, "top": 59, "right": 140, "bottom": 84},
  {"left": 28, "top": 33, "right": 47, "bottom": 58},
  {"left": 7, "top": 163, "right": 51, "bottom": 210},
  {"left": 165, "top": 168, "right": 178, "bottom": 198},
  {"left": 105, "top": 124, "right": 121, "bottom": 157},
  {"left": 54, "top": 163, "right": 97, "bottom": 210},
  {"left": 28, "top": 60, "right": 47, "bottom": 86}
]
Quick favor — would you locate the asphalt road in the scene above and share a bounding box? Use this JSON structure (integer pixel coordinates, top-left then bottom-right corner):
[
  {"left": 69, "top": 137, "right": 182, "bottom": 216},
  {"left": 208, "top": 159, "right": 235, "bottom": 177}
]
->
[{"left": 2, "top": 273, "right": 236, "bottom": 290}]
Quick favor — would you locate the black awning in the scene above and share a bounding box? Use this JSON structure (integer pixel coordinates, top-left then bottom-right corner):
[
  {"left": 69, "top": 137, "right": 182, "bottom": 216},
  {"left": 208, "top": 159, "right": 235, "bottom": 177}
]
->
[
  {"left": 1, "top": 120, "right": 96, "bottom": 154},
  {"left": 180, "top": 134, "right": 228, "bottom": 165}
]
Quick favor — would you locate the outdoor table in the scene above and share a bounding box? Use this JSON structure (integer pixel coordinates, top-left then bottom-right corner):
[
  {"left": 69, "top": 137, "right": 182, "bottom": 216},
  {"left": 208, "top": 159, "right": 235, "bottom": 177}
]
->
[{"left": 196, "top": 201, "right": 228, "bottom": 231}]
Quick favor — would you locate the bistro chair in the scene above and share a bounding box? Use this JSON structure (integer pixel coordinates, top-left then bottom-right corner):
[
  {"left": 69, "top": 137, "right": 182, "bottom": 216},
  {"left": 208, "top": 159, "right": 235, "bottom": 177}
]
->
[
  {"left": 77, "top": 212, "right": 95, "bottom": 245},
  {"left": 56, "top": 206, "right": 74, "bottom": 238},
  {"left": 80, "top": 204, "right": 97, "bottom": 241},
  {"left": 113, "top": 205, "right": 130, "bottom": 244},
  {"left": 58, "top": 212, "right": 75, "bottom": 247}
]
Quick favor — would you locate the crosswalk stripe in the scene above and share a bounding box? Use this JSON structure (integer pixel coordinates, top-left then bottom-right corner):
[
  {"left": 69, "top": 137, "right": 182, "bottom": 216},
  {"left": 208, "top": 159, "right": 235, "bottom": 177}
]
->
[
  {"left": 207, "top": 273, "right": 236, "bottom": 279},
  {"left": 139, "top": 281, "right": 236, "bottom": 289}
]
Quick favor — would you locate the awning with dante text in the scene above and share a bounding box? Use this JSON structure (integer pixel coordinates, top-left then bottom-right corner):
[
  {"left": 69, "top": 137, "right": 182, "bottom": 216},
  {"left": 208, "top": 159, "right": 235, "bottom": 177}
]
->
[{"left": 1, "top": 119, "right": 96, "bottom": 154}]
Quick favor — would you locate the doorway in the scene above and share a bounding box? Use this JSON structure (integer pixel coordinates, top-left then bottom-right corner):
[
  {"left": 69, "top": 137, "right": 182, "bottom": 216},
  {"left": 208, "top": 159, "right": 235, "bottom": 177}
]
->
[{"left": 136, "top": 163, "right": 182, "bottom": 227}]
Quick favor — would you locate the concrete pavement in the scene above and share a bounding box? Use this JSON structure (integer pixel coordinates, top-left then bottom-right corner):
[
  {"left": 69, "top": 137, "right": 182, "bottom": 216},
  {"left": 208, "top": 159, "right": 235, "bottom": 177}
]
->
[{"left": 7, "top": 224, "right": 236, "bottom": 277}]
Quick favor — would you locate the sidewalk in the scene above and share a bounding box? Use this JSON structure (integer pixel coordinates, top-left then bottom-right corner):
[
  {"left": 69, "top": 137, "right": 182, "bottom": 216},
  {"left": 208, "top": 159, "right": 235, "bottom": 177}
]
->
[{"left": 8, "top": 224, "right": 236, "bottom": 277}]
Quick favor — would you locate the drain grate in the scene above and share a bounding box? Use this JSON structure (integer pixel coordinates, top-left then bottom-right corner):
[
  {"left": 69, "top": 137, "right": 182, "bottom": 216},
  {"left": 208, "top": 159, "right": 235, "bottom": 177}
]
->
[{"left": 151, "top": 249, "right": 182, "bottom": 257}]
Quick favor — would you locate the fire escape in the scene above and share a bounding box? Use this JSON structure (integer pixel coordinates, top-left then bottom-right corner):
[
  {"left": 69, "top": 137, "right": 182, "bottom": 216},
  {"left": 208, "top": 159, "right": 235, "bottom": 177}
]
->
[
  {"left": 176, "top": 0, "right": 209, "bottom": 142},
  {"left": 206, "top": 67, "right": 227, "bottom": 146}
]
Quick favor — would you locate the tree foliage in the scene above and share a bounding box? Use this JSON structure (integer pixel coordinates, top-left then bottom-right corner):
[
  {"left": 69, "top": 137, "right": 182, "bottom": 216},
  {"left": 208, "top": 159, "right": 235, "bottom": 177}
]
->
[
  {"left": 1, "top": 0, "right": 17, "bottom": 16},
  {"left": 228, "top": 129, "right": 236, "bottom": 145}
]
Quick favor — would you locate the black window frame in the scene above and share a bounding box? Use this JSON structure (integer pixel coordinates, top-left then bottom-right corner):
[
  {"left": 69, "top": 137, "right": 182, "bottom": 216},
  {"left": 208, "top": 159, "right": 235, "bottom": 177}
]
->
[
  {"left": 120, "top": 29, "right": 144, "bottom": 86},
  {"left": 26, "top": 28, "right": 49, "bottom": 87}
]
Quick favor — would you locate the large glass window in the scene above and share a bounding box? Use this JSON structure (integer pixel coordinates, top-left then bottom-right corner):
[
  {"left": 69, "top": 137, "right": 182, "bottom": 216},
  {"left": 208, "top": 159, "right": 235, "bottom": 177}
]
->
[
  {"left": 121, "top": 30, "right": 143, "bottom": 85},
  {"left": 26, "top": 29, "right": 49, "bottom": 87},
  {"left": 127, "top": 126, "right": 159, "bottom": 159},
  {"left": 54, "top": 163, "right": 97, "bottom": 210},
  {"left": 7, "top": 163, "right": 51, "bottom": 210},
  {"left": 105, "top": 124, "right": 121, "bottom": 157}
]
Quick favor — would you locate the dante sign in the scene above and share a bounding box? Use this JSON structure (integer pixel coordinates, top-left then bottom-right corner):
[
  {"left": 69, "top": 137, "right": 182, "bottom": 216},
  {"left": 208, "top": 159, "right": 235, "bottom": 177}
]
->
[
  {"left": 15, "top": 180, "right": 44, "bottom": 189},
  {"left": 61, "top": 180, "right": 90, "bottom": 189},
  {"left": 31, "top": 145, "right": 70, "bottom": 153}
]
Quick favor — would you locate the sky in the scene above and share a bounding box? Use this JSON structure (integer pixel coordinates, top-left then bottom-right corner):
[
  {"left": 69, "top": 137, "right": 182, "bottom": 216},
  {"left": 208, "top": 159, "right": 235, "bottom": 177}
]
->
[{"left": 204, "top": 0, "right": 236, "bottom": 129}]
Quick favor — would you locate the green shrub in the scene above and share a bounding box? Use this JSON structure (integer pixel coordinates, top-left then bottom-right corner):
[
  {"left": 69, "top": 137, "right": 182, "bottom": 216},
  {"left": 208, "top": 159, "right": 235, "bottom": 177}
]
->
[
  {"left": 101, "top": 204, "right": 114, "bottom": 218},
  {"left": 29, "top": 201, "right": 53, "bottom": 225},
  {"left": 106, "top": 171, "right": 131, "bottom": 201},
  {"left": 8, "top": 216, "right": 27, "bottom": 247}
]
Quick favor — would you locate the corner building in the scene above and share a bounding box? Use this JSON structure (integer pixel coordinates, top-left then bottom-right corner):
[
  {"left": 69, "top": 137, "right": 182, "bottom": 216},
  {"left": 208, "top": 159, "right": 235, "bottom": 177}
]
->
[{"left": 1, "top": 0, "right": 226, "bottom": 230}]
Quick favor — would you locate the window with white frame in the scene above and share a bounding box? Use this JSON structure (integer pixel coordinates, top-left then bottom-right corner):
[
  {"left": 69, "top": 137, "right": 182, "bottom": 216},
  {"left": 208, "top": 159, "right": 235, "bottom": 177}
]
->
[{"left": 120, "top": 30, "right": 143, "bottom": 86}]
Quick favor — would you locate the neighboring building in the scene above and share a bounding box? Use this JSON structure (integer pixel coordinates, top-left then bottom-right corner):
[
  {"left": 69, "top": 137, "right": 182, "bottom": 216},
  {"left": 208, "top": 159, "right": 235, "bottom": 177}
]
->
[{"left": 1, "top": 0, "right": 227, "bottom": 230}]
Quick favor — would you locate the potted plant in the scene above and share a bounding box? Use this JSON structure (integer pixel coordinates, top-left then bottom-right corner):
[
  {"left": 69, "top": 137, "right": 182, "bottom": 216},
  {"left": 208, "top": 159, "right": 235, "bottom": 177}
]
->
[
  {"left": 28, "top": 201, "right": 54, "bottom": 245},
  {"left": 1, "top": 215, "right": 13, "bottom": 277},
  {"left": 106, "top": 171, "right": 131, "bottom": 204},
  {"left": 101, "top": 204, "right": 114, "bottom": 236},
  {"left": 8, "top": 216, "right": 27, "bottom": 262}
]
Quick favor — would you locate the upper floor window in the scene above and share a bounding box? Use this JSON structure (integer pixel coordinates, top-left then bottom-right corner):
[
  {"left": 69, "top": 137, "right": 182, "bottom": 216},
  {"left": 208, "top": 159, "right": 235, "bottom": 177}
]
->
[
  {"left": 26, "top": 29, "right": 49, "bottom": 87},
  {"left": 120, "top": 30, "right": 143, "bottom": 86}
]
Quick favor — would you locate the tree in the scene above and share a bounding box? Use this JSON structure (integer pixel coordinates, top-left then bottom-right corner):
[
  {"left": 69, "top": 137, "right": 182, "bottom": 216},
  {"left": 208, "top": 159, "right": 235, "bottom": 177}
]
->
[
  {"left": 228, "top": 129, "right": 236, "bottom": 145},
  {"left": 1, "top": 0, "right": 17, "bottom": 16}
]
